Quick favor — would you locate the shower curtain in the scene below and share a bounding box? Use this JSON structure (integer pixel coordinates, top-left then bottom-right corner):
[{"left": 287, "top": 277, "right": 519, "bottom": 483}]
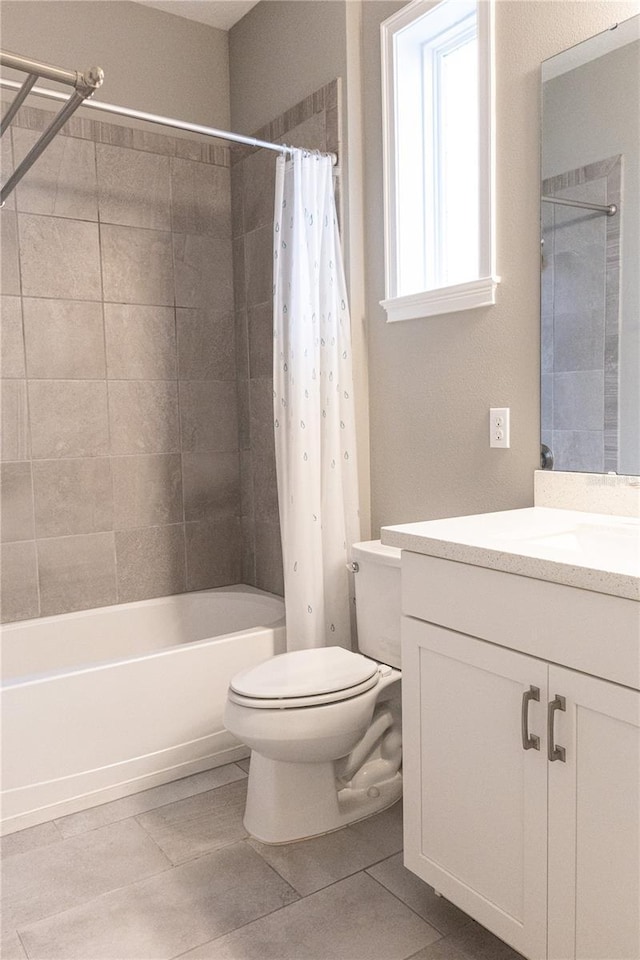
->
[{"left": 273, "top": 152, "right": 360, "bottom": 651}]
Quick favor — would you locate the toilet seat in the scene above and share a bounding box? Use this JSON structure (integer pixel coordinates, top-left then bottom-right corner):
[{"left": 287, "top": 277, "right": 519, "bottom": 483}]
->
[{"left": 228, "top": 646, "right": 382, "bottom": 709}]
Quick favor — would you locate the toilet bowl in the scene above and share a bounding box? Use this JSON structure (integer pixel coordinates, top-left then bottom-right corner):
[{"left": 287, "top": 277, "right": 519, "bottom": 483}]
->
[{"left": 224, "top": 540, "right": 402, "bottom": 844}]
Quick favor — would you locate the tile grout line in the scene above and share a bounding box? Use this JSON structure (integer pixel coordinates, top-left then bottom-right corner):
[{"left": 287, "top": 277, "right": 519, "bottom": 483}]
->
[
  {"left": 129, "top": 813, "right": 177, "bottom": 867},
  {"left": 4, "top": 517, "right": 246, "bottom": 553},
  {"left": 3, "top": 110, "right": 231, "bottom": 168},
  {"left": 15, "top": 927, "right": 29, "bottom": 960},
  {"left": 51, "top": 765, "right": 249, "bottom": 842},
  {"left": 168, "top": 857, "right": 441, "bottom": 960},
  {"left": 10, "top": 125, "right": 42, "bottom": 621},
  {"left": 238, "top": 186, "right": 256, "bottom": 586},
  {"left": 243, "top": 829, "right": 400, "bottom": 899},
  {"left": 134, "top": 829, "right": 253, "bottom": 870},
  {"left": 13, "top": 832, "right": 297, "bottom": 948},
  {"left": 15, "top": 207, "right": 231, "bottom": 246},
  {"left": 6, "top": 829, "right": 196, "bottom": 942},
  {"left": 170, "top": 160, "right": 191, "bottom": 596},
  {"left": 364, "top": 869, "right": 452, "bottom": 942},
  {"left": 166, "top": 846, "right": 311, "bottom": 960},
  {"left": 94, "top": 138, "right": 119, "bottom": 605},
  {"left": 11, "top": 854, "right": 176, "bottom": 944}
]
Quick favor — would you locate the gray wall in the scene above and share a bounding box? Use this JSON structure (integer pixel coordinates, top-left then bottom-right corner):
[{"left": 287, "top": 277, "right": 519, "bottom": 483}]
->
[
  {"left": 362, "top": 0, "right": 639, "bottom": 532},
  {"left": 229, "top": 0, "right": 639, "bottom": 537},
  {"left": 1, "top": 105, "right": 239, "bottom": 622},
  {"left": 229, "top": 0, "right": 348, "bottom": 136},
  {"left": 0, "top": 1, "right": 230, "bottom": 128},
  {"left": 543, "top": 39, "right": 640, "bottom": 474}
]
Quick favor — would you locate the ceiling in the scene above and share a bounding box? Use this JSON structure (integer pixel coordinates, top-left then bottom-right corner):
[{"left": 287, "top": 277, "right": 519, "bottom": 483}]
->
[{"left": 135, "top": 0, "right": 261, "bottom": 32}]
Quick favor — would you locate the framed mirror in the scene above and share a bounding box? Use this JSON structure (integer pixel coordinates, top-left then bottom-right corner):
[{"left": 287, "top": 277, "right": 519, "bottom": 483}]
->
[{"left": 540, "top": 15, "right": 639, "bottom": 475}]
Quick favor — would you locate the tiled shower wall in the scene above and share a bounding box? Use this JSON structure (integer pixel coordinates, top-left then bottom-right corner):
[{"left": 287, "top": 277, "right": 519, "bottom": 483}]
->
[
  {"left": 0, "top": 104, "right": 240, "bottom": 622},
  {"left": 231, "top": 80, "right": 341, "bottom": 597},
  {"left": 541, "top": 155, "right": 621, "bottom": 474},
  {"left": 0, "top": 82, "right": 341, "bottom": 623}
]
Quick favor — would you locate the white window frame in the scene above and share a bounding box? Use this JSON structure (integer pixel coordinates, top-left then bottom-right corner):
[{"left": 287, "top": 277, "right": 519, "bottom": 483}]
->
[{"left": 380, "top": 0, "right": 499, "bottom": 322}]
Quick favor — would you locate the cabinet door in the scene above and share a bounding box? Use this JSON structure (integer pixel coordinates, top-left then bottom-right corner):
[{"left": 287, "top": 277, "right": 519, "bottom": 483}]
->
[
  {"left": 548, "top": 666, "right": 640, "bottom": 960},
  {"left": 402, "top": 618, "right": 548, "bottom": 959}
]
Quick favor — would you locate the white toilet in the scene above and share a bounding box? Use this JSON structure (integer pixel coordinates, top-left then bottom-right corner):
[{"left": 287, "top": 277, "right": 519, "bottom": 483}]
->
[{"left": 224, "top": 540, "right": 402, "bottom": 844}]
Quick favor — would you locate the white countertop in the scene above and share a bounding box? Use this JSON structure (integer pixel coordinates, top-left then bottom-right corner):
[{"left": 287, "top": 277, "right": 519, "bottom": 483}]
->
[{"left": 382, "top": 507, "right": 640, "bottom": 601}]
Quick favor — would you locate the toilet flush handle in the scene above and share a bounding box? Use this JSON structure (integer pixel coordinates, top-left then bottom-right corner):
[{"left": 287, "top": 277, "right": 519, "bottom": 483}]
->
[{"left": 346, "top": 561, "right": 359, "bottom": 573}]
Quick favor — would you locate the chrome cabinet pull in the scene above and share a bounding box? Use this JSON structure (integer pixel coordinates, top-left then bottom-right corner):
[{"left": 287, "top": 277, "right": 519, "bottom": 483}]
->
[
  {"left": 521, "top": 685, "right": 540, "bottom": 750},
  {"left": 547, "top": 695, "right": 566, "bottom": 762}
]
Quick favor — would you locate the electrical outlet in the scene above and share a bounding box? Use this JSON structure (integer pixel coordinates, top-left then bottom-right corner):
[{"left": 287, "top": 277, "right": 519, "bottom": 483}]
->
[{"left": 490, "top": 407, "right": 510, "bottom": 448}]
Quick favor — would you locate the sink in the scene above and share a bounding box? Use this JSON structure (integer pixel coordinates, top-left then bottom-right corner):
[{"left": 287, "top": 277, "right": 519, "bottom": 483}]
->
[
  {"left": 382, "top": 506, "right": 640, "bottom": 599},
  {"left": 520, "top": 521, "right": 640, "bottom": 568},
  {"left": 395, "top": 507, "right": 640, "bottom": 576},
  {"left": 486, "top": 513, "right": 640, "bottom": 577}
]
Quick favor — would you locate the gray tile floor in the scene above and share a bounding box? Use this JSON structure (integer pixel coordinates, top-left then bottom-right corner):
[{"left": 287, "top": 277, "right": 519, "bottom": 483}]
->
[{"left": 0, "top": 762, "right": 525, "bottom": 960}]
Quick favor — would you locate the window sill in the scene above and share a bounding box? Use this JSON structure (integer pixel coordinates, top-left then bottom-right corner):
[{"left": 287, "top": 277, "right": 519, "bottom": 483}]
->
[{"left": 381, "top": 275, "right": 500, "bottom": 322}]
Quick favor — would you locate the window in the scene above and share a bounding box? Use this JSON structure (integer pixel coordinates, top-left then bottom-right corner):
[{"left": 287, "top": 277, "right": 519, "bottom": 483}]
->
[{"left": 381, "top": 0, "right": 498, "bottom": 322}]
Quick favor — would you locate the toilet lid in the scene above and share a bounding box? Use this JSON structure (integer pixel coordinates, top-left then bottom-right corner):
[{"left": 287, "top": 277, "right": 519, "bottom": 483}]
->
[{"left": 230, "top": 646, "right": 378, "bottom": 701}]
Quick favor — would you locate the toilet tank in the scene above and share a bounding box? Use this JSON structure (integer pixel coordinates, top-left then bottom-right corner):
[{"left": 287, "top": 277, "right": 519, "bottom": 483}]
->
[{"left": 351, "top": 540, "right": 402, "bottom": 668}]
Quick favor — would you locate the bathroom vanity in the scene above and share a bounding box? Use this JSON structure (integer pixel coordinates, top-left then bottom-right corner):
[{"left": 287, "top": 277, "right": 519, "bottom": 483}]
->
[{"left": 382, "top": 505, "right": 640, "bottom": 960}]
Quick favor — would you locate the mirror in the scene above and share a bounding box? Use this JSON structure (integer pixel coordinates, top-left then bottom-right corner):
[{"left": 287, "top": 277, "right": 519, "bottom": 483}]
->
[{"left": 540, "top": 15, "right": 639, "bottom": 475}]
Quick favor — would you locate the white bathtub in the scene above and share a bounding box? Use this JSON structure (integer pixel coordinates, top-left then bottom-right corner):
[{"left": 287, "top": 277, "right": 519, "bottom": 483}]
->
[{"left": 1, "top": 585, "right": 285, "bottom": 835}]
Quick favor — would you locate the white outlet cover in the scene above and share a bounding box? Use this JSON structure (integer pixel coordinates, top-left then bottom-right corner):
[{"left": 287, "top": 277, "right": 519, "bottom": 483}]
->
[{"left": 490, "top": 407, "right": 510, "bottom": 448}]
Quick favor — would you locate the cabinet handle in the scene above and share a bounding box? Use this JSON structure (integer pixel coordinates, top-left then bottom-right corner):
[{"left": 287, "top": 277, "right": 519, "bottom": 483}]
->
[
  {"left": 547, "top": 695, "right": 566, "bottom": 762},
  {"left": 521, "top": 685, "right": 540, "bottom": 750}
]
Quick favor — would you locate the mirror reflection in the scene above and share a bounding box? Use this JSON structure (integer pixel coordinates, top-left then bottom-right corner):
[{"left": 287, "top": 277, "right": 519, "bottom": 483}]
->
[{"left": 541, "top": 15, "right": 639, "bottom": 475}]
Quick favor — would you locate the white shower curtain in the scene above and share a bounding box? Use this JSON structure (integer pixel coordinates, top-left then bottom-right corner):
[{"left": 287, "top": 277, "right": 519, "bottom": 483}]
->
[{"left": 273, "top": 152, "right": 360, "bottom": 651}]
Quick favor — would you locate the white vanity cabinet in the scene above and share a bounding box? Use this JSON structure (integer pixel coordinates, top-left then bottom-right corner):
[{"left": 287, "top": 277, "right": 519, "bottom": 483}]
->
[
  {"left": 401, "top": 552, "right": 640, "bottom": 960},
  {"left": 546, "top": 665, "right": 639, "bottom": 960}
]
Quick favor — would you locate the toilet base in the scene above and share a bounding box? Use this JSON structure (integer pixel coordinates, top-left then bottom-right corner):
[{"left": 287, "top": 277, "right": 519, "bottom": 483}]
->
[
  {"left": 243, "top": 752, "right": 403, "bottom": 844},
  {"left": 336, "top": 770, "right": 403, "bottom": 825}
]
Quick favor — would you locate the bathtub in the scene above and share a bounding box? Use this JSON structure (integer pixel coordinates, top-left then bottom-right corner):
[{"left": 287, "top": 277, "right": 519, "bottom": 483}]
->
[{"left": 1, "top": 585, "right": 285, "bottom": 835}]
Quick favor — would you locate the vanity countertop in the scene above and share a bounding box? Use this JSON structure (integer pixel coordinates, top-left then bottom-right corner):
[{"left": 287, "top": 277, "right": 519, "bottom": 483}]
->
[{"left": 381, "top": 507, "right": 640, "bottom": 601}]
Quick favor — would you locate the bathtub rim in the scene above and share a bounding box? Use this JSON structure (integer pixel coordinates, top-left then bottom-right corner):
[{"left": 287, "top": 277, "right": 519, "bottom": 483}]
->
[{"left": 1, "top": 583, "right": 285, "bottom": 688}]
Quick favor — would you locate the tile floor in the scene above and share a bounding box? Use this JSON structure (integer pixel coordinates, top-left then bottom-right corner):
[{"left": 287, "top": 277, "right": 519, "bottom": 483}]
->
[{"left": 1, "top": 761, "right": 525, "bottom": 960}]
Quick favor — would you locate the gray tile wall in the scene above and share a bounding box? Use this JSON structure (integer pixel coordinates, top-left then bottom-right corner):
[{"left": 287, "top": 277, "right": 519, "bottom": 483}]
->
[
  {"left": 230, "top": 80, "right": 340, "bottom": 596},
  {"left": 1, "top": 82, "right": 341, "bottom": 622},
  {"left": 0, "top": 105, "right": 241, "bottom": 622},
  {"left": 541, "top": 156, "right": 621, "bottom": 474}
]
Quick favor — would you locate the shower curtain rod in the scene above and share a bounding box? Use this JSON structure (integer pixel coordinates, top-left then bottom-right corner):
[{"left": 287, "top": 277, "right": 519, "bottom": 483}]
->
[
  {"left": 1, "top": 50, "right": 105, "bottom": 205},
  {"left": 542, "top": 195, "right": 617, "bottom": 216},
  {"left": 0, "top": 75, "right": 338, "bottom": 165}
]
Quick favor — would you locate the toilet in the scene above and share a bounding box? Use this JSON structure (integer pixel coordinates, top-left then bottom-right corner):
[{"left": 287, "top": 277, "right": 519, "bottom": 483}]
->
[{"left": 224, "top": 540, "right": 402, "bottom": 844}]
